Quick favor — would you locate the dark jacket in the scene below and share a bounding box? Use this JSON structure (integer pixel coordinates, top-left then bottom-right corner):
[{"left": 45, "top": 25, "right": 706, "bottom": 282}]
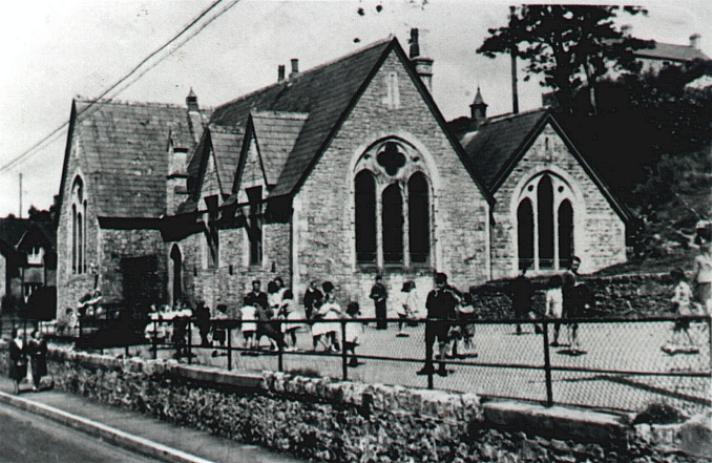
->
[
  {"left": 303, "top": 288, "right": 323, "bottom": 312},
  {"left": 425, "top": 287, "right": 459, "bottom": 320},
  {"left": 245, "top": 291, "right": 269, "bottom": 311},
  {"left": 28, "top": 337, "right": 47, "bottom": 378},
  {"left": 8, "top": 339, "right": 27, "bottom": 381},
  {"left": 510, "top": 274, "right": 533, "bottom": 314},
  {"left": 369, "top": 283, "right": 388, "bottom": 304}
]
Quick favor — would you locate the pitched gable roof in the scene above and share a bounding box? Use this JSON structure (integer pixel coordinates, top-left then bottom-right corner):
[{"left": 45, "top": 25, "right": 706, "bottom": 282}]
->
[
  {"left": 457, "top": 109, "right": 630, "bottom": 222},
  {"left": 62, "top": 99, "right": 204, "bottom": 219},
  {"left": 636, "top": 41, "right": 709, "bottom": 62},
  {"left": 250, "top": 111, "right": 307, "bottom": 186},
  {"left": 210, "top": 38, "right": 392, "bottom": 198},
  {"left": 209, "top": 127, "right": 243, "bottom": 196},
  {"left": 459, "top": 109, "right": 549, "bottom": 192}
]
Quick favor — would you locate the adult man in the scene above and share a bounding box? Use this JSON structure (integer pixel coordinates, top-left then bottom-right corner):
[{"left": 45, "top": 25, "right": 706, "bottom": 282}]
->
[
  {"left": 560, "top": 256, "right": 581, "bottom": 348},
  {"left": 369, "top": 275, "right": 388, "bottom": 329},
  {"left": 245, "top": 280, "right": 269, "bottom": 313},
  {"left": 510, "top": 264, "right": 534, "bottom": 335},
  {"left": 417, "top": 272, "right": 459, "bottom": 377},
  {"left": 244, "top": 280, "right": 282, "bottom": 350}
]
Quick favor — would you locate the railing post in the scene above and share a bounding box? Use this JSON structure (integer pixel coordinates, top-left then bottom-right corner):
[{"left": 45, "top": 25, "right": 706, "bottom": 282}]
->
[
  {"left": 78, "top": 317, "right": 83, "bottom": 339},
  {"left": 542, "top": 319, "right": 553, "bottom": 407},
  {"left": 277, "top": 320, "right": 284, "bottom": 372},
  {"left": 427, "top": 319, "right": 434, "bottom": 390},
  {"left": 341, "top": 318, "right": 348, "bottom": 381},
  {"left": 187, "top": 320, "right": 192, "bottom": 365},
  {"left": 152, "top": 319, "right": 158, "bottom": 360},
  {"left": 707, "top": 316, "right": 712, "bottom": 374},
  {"left": 227, "top": 326, "right": 232, "bottom": 371}
]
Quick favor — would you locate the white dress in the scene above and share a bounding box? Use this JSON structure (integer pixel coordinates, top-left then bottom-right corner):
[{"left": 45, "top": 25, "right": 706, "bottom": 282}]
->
[
  {"left": 545, "top": 288, "right": 563, "bottom": 319},
  {"left": 312, "top": 302, "right": 341, "bottom": 337},
  {"left": 283, "top": 300, "right": 305, "bottom": 332},
  {"left": 344, "top": 318, "right": 362, "bottom": 345},
  {"left": 241, "top": 305, "right": 257, "bottom": 334}
]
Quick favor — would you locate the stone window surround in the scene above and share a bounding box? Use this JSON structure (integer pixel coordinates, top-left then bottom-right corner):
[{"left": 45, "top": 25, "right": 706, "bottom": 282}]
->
[
  {"left": 352, "top": 136, "right": 435, "bottom": 272},
  {"left": 511, "top": 168, "right": 585, "bottom": 274},
  {"left": 70, "top": 175, "right": 87, "bottom": 275}
]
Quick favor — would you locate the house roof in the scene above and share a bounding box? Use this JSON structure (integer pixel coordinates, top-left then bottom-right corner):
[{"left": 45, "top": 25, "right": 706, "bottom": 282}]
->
[
  {"left": 210, "top": 38, "right": 393, "bottom": 198},
  {"left": 209, "top": 127, "right": 244, "bottom": 195},
  {"left": 0, "top": 218, "right": 32, "bottom": 248},
  {"left": 635, "top": 41, "right": 709, "bottom": 62},
  {"left": 454, "top": 109, "right": 630, "bottom": 222},
  {"left": 250, "top": 111, "right": 308, "bottom": 186},
  {"left": 457, "top": 109, "right": 549, "bottom": 191},
  {"left": 63, "top": 99, "right": 205, "bottom": 219}
]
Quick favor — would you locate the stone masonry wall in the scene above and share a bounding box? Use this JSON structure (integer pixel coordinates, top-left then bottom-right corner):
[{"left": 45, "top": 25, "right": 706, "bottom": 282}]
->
[
  {"left": 56, "top": 137, "right": 100, "bottom": 317},
  {"left": 491, "top": 122, "right": 626, "bottom": 280},
  {"left": 295, "top": 50, "right": 490, "bottom": 308},
  {"left": 0, "top": 345, "right": 704, "bottom": 462}
]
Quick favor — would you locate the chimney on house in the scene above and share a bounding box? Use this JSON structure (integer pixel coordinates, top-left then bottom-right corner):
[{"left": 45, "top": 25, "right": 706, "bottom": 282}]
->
[
  {"left": 470, "top": 86, "right": 488, "bottom": 128},
  {"left": 621, "top": 24, "right": 632, "bottom": 37},
  {"left": 409, "top": 28, "right": 434, "bottom": 92},
  {"left": 186, "top": 87, "right": 199, "bottom": 112},
  {"left": 278, "top": 64, "right": 286, "bottom": 83},
  {"left": 690, "top": 33, "right": 701, "bottom": 49},
  {"left": 289, "top": 59, "right": 299, "bottom": 79},
  {"left": 509, "top": 7, "right": 519, "bottom": 114}
]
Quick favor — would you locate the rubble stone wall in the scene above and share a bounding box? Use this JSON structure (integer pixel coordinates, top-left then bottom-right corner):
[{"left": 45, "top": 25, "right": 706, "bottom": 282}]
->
[{"left": 0, "top": 345, "right": 703, "bottom": 462}]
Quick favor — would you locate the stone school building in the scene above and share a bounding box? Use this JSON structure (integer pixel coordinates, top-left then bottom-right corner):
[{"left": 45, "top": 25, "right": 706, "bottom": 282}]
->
[{"left": 55, "top": 35, "right": 628, "bottom": 317}]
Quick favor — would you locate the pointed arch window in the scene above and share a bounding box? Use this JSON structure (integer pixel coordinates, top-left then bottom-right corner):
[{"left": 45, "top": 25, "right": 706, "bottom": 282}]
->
[
  {"left": 382, "top": 184, "right": 404, "bottom": 264},
  {"left": 70, "top": 176, "right": 87, "bottom": 274},
  {"left": 516, "top": 172, "right": 577, "bottom": 272},
  {"left": 353, "top": 139, "right": 433, "bottom": 269},
  {"left": 408, "top": 172, "right": 430, "bottom": 264},
  {"left": 355, "top": 171, "right": 377, "bottom": 263}
]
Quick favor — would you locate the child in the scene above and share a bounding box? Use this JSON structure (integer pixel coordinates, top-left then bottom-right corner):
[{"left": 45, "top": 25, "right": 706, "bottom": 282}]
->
[
  {"left": 544, "top": 275, "right": 564, "bottom": 346},
  {"left": 240, "top": 298, "right": 257, "bottom": 349},
  {"left": 396, "top": 281, "right": 417, "bottom": 337},
  {"left": 311, "top": 288, "right": 341, "bottom": 352},
  {"left": 281, "top": 290, "right": 304, "bottom": 351},
  {"left": 663, "top": 268, "right": 697, "bottom": 353},
  {"left": 344, "top": 301, "right": 363, "bottom": 367}
]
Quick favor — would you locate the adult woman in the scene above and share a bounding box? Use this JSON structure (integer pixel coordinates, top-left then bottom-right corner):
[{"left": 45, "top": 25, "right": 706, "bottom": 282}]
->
[
  {"left": 28, "top": 330, "right": 48, "bottom": 391},
  {"left": 8, "top": 329, "right": 27, "bottom": 394}
]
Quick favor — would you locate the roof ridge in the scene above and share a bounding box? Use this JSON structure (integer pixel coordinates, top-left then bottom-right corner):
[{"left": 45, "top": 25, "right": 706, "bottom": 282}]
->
[
  {"left": 208, "top": 124, "right": 244, "bottom": 134},
  {"left": 214, "top": 37, "right": 394, "bottom": 112},
  {"left": 251, "top": 110, "right": 309, "bottom": 120},
  {"left": 483, "top": 107, "right": 548, "bottom": 125},
  {"left": 75, "top": 96, "right": 215, "bottom": 112}
]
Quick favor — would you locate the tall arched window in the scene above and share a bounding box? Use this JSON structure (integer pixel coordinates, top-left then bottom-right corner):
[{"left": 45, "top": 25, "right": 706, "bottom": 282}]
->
[
  {"left": 517, "top": 198, "right": 534, "bottom": 270},
  {"left": 382, "top": 184, "right": 403, "bottom": 264},
  {"left": 408, "top": 172, "right": 430, "bottom": 264},
  {"left": 353, "top": 138, "right": 433, "bottom": 269},
  {"left": 355, "top": 171, "right": 377, "bottom": 263},
  {"left": 71, "top": 177, "right": 86, "bottom": 274},
  {"left": 516, "top": 172, "right": 577, "bottom": 272},
  {"left": 537, "top": 175, "right": 554, "bottom": 269},
  {"left": 170, "top": 245, "right": 183, "bottom": 304},
  {"left": 558, "top": 200, "right": 574, "bottom": 268}
]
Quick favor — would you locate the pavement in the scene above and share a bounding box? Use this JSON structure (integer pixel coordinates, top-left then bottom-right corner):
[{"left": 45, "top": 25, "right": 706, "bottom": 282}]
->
[{"left": 0, "top": 377, "right": 301, "bottom": 463}]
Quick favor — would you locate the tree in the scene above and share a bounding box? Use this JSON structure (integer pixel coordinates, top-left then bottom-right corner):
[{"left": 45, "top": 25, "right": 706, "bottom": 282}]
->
[{"left": 478, "top": 5, "right": 650, "bottom": 113}]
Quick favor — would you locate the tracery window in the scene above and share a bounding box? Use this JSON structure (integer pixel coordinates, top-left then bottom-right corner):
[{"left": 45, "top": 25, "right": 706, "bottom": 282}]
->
[
  {"left": 71, "top": 176, "right": 87, "bottom": 274},
  {"left": 516, "top": 172, "right": 576, "bottom": 271},
  {"left": 354, "top": 139, "right": 432, "bottom": 269}
]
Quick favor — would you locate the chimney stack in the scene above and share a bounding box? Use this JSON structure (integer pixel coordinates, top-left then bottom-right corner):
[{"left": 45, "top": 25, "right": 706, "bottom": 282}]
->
[
  {"left": 470, "top": 86, "right": 488, "bottom": 128},
  {"left": 510, "top": 7, "right": 519, "bottom": 114},
  {"left": 278, "top": 65, "right": 286, "bottom": 82},
  {"left": 621, "top": 24, "right": 632, "bottom": 37},
  {"left": 186, "top": 88, "right": 199, "bottom": 112},
  {"left": 690, "top": 33, "right": 701, "bottom": 49},
  {"left": 289, "top": 59, "right": 299, "bottom": 79},
  {"left": 408, "top": 28, "right": 434, "bottom": 92}
]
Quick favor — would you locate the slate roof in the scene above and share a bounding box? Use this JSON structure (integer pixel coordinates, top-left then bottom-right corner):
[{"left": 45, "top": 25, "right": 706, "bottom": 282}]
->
[
  {"left": 458, "top": 109, "right": 549, "bottom": 191},
  {"left": 69, "top": 99, "right": 204, "bottom": 218},
  {"left": 250, "top": 111, "right": 308, "bottom": 186},
  {"left": 209, "top": 127, "right": 243, "bottom": 195},
  {"left": 210, "top": 38, "right": 393, "bottom": 198},
  {"left": 0, "top": 218, "right": 32, "bottom": 248},
  {"left": 636, "top": 41, "right": 709, "bottom": 62}
]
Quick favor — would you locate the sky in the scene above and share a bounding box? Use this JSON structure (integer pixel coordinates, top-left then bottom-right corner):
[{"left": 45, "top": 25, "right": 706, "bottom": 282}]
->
[{"left": 0, "top": 0, "right": 710, "bottom": 217}]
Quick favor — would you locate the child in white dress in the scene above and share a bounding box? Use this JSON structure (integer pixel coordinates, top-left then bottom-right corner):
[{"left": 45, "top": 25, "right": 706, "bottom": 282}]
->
[
  {"left": 311, "top": 291, "right": 341, "bottom": 352},
  {"left": 344, "top": 302, "right": 363, "bottom": 366},
  {"left": 663, "top": 268, "right": 697, "bottom": 353},
  {"left": 240, "top": 298, "right": 257, "bottom": 349},
  {"left": 544, "top": 275, "right": 564, "bottom": 346}
]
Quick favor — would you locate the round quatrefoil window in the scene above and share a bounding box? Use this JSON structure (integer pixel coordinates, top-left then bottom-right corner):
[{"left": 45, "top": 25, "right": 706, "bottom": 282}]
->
[{"left": 377, "top": 141, "right": 406, "bottom": 176}]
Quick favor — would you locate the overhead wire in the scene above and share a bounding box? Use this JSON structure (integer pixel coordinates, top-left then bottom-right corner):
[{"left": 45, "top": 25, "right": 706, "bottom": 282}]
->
[{"left": 0, "top": 0, "right": 241, "bottom": 173}]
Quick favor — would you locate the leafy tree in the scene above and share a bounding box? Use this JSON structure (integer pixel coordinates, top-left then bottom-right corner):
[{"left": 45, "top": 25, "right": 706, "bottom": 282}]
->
[{"left": 478, "top": 5, "right": 651, "bottom": 113}]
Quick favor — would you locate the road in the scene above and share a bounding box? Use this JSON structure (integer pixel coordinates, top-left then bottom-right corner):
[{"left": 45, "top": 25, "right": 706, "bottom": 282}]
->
[{"left": 0, "top": 402, "right": 161, "bottom": 463}]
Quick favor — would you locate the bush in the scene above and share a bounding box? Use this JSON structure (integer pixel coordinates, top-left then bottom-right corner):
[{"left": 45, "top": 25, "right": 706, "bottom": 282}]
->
[{"left": 633, "top": 401, "right": 688, "bottom": 425}]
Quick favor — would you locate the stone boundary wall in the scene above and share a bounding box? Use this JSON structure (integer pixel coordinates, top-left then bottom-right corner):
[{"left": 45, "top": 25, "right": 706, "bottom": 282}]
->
[
  {"left": 0, "top": 344, "right": 707, "bottom": 462},
  {"left": 472, "top": 272, "right": 674, "bottom": 319}
]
